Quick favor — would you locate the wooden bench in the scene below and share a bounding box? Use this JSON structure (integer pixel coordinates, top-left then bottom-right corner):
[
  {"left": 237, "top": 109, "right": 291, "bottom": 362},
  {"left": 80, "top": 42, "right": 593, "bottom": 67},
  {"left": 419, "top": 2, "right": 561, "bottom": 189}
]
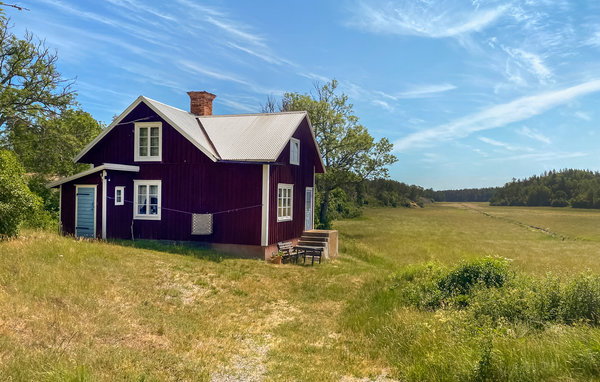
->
[
  {"left": 277, "top": 241, "right": 298, "bottom": 264},
  {"left": 295, "top": 245, "right": 323, "bottom": 265}
]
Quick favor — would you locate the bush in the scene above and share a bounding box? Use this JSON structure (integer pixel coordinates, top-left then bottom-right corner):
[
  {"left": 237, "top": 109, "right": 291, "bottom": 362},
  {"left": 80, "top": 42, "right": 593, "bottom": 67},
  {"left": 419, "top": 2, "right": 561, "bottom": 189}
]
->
[
  {"left": 392, "top": 258, "right": 600, "bottom": 329},
  {"left": 437, "top": 257, "right": 511, "bottom": 297},
  {"left": 0, "top": 150, "right": 39, "bottom": 238},
  {"left": 562, "top": 273, "right": 600, "bottom": 325}
]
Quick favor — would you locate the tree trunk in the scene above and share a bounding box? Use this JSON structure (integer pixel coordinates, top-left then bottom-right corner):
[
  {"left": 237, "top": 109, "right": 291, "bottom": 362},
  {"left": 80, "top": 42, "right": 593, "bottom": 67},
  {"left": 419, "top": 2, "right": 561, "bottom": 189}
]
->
[{"left": 319, "top": 189, "right": 331, "bottom": 229}]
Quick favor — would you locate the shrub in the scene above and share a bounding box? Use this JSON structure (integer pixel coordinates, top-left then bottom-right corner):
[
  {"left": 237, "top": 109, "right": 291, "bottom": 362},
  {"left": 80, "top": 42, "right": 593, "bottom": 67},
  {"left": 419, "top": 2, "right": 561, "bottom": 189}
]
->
[
  {"left": 562, "top": 273, "right": 600, "bottom": 325},
  {"left": 0, "top": 150, "right": 39, "bottom": 238},
  {"left": 437, "top": 257, "right": 511, "bottom": 297}
]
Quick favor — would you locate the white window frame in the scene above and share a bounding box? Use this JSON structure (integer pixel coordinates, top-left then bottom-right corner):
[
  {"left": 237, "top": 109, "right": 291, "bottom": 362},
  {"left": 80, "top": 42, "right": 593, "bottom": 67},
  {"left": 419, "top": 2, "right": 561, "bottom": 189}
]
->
[
  {"left": 277, "top": 183, "right": 293, "bottom": 222},
  {"left": 133, "top": 180, "right": 161, "bottom": 220},
  {"left": 134, "top": 122, "right": 162, "bottom": 162},
  {"left": 290, "top": 137, "right": 300, "bottom": 165},
  {"left": 114, "top": 186, "right": 125, "bottom": 206}
]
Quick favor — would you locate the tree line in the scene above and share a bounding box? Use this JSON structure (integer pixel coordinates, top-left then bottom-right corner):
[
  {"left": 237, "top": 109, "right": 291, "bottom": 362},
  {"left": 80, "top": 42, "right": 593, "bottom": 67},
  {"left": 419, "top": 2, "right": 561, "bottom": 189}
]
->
[{"left": 489, "top": 169, "right": 600, "bottom": 208}]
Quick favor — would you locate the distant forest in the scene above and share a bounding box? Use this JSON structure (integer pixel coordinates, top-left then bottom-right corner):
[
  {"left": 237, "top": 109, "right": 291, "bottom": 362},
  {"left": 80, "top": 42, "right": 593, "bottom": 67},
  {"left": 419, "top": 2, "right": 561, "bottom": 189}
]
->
[{"left": 489, "top": 169, "right": 600, "bottom": 208}]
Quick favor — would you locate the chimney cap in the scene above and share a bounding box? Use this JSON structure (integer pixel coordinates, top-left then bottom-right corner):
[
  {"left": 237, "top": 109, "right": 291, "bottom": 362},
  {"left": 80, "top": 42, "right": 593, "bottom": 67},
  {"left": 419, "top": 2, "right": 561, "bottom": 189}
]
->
[{"left": 187, "top": 90, "right": 216, "bottom": 100}]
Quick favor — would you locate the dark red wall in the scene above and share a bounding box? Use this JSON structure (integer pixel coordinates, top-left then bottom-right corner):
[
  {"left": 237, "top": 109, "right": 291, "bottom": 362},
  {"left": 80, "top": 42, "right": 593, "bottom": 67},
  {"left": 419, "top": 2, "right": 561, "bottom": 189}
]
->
[
  {"left": 76, "top": 103, "right": 262, "bottom": 245},
  {"left": 268, "top": 119, "right": 317, "bottom": 244},
  {"left": 60, "top": 172, "right": 103, "bottom": 238}
]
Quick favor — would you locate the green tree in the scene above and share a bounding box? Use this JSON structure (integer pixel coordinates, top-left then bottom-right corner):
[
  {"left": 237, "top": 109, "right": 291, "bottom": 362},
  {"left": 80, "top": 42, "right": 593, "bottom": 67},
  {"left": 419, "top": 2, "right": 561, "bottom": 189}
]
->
[
  {"left": 7, "top": 108, "right": 102, "bottom": 176},
  {"left": 0, "top": 19, "right": 74, "bottom": 139},
  {"left": 0, "top": 149, "right": 38, "bottom": 238},
  {"left": 266, "top": 80, "right": 397, "bottom": 227}
]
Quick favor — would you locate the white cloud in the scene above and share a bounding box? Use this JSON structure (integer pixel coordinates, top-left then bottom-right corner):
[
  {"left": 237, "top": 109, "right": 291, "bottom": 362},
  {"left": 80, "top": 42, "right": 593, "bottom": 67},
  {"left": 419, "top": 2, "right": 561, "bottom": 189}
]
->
[
  {"left": 517, "top": 126, "right": 551, "bottom": 144},
  {"left": 374, "top": 83, "right": 456, "bottom": 101},
  {"left": 575, "top": 111, "right": 592, "bottom": 121},
  {"left": 491, "top": 151, "right": 587, "bottom": 162},
  {"left": 372, "top": 99, "right": 393, "bottom": 111},
  {"left": 394, "top": 79, "right": 600, "bottom": 151},
  {"left": 478, "top": 136, "right": 533, "bottom": 152},
  {"left": 502, "top": 47, "right": 552, "bottom": 83},
  {"left": 348, "top": 1, "right": 507, "bottom": 38}
]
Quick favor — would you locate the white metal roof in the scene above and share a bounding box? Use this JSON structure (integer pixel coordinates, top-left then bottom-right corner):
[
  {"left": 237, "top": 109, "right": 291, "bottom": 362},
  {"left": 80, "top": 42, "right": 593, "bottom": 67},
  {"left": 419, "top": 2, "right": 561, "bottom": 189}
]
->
[
  {"left": 198, "top": 112, "right": 307, "bottom": 161},
  {"left": 73, "top": 96, "right": 324, "bottom": 169},
  {"left": 47, "top": 163, "right": 140, "bottom": 188}
]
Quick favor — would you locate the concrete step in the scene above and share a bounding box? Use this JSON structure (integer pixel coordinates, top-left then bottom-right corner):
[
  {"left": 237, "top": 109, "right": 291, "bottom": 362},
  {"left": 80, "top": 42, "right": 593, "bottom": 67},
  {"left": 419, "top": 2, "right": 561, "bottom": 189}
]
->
[
  {"left": 302, "top": 231, "right": 330, "bottom": 238},
  {"left": 297, "top": 240, "right": 327, "bottom": 248},
  {"left": 300, "top": 235, "right": 328, "bottom": 243}
]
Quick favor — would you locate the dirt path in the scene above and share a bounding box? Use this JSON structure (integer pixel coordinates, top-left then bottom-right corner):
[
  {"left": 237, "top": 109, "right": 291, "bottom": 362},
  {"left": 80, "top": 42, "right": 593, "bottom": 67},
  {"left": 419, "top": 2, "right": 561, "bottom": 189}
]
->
[{"left": 453, "top": 203, "right": 570, "bottom": 241}]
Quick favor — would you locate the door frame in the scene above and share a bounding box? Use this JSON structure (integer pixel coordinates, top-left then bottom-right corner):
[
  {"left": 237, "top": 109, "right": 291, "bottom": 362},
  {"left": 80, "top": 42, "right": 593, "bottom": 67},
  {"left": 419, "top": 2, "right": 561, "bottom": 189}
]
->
[
  {"left": 75, "top": 184, "right": 97, "bottom": 238},
  {"left": 305, "top": 186, "right": 314, "bottom": 231}
]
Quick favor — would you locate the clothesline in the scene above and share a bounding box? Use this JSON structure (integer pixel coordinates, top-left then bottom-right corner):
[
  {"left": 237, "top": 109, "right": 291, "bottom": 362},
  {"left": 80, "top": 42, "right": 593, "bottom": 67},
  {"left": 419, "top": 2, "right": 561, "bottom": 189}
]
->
[{"left": 106, "top": 195, "right": 262, "bottom": 216}]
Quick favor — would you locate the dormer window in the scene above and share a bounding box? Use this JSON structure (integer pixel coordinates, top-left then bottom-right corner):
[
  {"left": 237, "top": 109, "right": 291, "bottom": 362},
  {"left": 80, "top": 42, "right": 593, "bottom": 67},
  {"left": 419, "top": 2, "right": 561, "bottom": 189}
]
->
[
  {"left": 290, "top": 137, "right": 300, "bottom": 165},
  {"left": 134, "top": 122, "right": 162, "bottom": 162}
]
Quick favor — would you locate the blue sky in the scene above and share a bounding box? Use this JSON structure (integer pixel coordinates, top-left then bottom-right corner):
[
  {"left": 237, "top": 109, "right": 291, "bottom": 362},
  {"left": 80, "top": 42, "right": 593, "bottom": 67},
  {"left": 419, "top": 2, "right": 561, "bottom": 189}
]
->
[{"left": 8, "top": 0, "right": 600, "bottom": 189}]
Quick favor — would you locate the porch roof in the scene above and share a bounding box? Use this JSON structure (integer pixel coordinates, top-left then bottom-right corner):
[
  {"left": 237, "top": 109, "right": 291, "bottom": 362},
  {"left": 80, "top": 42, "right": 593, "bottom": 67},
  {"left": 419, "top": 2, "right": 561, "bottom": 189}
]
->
[{"left": 47, "top": 163, "right": 140, "bottom": 188}]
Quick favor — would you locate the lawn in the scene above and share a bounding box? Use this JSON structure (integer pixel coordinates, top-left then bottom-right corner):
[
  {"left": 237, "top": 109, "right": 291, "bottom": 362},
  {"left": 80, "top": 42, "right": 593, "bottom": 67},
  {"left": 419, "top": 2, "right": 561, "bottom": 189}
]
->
[{"left": 2, "top": 204, "right": 600, "bottom": 381}]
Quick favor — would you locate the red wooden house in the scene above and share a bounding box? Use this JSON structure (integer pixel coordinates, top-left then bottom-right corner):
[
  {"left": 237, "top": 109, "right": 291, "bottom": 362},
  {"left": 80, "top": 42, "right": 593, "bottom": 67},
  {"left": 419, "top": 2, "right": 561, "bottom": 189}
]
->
[{"left": 48, "top": 91, "right": 325, "bottom": 259}]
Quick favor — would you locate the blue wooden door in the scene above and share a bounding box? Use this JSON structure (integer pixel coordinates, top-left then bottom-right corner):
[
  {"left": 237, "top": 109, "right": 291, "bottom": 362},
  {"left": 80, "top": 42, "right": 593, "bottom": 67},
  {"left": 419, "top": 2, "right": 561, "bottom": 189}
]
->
[{"left": 76, "top": 186, "right": 96, "bottom": 238}]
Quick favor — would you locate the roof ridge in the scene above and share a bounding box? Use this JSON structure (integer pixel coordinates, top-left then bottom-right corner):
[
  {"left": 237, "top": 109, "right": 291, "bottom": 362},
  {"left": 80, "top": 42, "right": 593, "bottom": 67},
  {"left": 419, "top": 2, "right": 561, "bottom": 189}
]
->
[
  {"left": 141, "top": 96, "right": 191, "bottom": 115},
  {"left": 198, "top": 110, "right": 308, "bottom": 118}
]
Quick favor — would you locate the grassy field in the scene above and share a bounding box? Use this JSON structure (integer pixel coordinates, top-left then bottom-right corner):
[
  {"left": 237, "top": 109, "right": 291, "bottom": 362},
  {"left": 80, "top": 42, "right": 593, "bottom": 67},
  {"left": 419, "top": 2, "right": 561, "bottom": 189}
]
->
[{"left": 2, "top": 203, "right": 600, "bottom": 380}]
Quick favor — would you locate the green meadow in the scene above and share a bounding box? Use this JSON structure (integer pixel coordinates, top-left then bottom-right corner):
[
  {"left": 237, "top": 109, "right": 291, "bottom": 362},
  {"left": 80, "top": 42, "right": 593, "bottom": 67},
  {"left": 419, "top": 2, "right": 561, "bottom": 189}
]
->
[{"left": 2, "top": 203, "right": 600, "bottom": 381}]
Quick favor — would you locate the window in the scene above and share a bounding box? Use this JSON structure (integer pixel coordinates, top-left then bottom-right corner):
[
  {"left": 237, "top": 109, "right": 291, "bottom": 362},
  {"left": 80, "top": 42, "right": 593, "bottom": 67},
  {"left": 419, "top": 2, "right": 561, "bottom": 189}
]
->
[
  {"left": 134, "top": 122, "right": 162, "bottom": 161},
  {"left": 277, "top": 183, "right": 293, "bottom": 222},
  {"left": 290, "top": 137, "right": 300, "bottom": 165},
  {"left": 133, "top": 180, "right": 161, "bottom": 220},
  {"left": 114, "top": 186, "right": 125, "bottom": 206}
]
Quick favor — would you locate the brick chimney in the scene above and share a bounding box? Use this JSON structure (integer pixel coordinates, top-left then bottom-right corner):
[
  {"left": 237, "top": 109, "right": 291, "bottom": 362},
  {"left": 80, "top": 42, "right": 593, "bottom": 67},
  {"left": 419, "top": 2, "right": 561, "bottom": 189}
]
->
[{"left": 187, "top": 91, "right": 216, "bottom": 116}]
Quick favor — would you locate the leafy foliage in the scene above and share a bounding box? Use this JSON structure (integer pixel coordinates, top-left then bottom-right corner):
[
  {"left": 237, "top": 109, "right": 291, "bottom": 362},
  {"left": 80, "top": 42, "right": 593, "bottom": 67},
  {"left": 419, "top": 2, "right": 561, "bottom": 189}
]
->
[
  {"left": 0, "top": 149, "right": 38, "bottom": 237},
  {"left": 490, "top": 169, "right": 600, "bottom": 208},
  {"left": 432, "top": 187, "right": 499, "bottom": 202},
  {"left": 7, "top": 108, "right": 102, "bottom": 176},
  {"left": 264, "top": 80, "right": 397, "bottom": 227},
  {"left": 0, "top": 20, "right": 73, "bottom": 136}
]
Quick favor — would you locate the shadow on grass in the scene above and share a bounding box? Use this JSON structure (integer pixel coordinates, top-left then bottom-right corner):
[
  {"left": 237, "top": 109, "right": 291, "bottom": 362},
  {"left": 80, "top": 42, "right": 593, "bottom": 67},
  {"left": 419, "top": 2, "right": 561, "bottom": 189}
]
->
[{"left": 110, "top": 239, "right": 237, "bottom": 263}]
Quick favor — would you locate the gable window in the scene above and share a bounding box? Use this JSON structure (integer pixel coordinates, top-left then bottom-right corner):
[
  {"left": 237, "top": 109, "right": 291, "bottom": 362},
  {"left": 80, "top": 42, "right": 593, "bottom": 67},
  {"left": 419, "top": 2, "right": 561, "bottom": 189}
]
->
[
  {"left": 134, "top": 122, "right": 162, "bottom": 161},
  {"left": 133, "top": 180, "right": 161, "bottom": 220},
  {"left": 114, "top": 186, "right": 125, "bottom": 206},
  {"left": 277, "top": 183, "right": 293, "bottom": 222},
  {"left": 290, "top": 137, "right": 300, "bottom": 165}
]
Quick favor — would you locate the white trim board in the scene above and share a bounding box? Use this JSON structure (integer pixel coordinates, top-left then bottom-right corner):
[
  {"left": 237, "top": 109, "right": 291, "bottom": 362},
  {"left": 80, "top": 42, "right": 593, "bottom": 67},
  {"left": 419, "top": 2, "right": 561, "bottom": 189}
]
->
[
  {"left": 261, "top": 164, "right": 270, "bottom": 246},
  {"left": 47, "top": 163, "right": 140, "bottom": 188}
]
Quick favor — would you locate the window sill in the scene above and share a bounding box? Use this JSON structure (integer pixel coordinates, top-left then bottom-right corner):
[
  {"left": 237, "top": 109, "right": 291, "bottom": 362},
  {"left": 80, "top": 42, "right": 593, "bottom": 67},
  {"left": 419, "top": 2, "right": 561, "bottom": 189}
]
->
[
  {"left": 134, "top": 215, "right": 161, "bottom": 221},
  {"left": 277, "top": 217, "right": 293, "bottom": 222}
]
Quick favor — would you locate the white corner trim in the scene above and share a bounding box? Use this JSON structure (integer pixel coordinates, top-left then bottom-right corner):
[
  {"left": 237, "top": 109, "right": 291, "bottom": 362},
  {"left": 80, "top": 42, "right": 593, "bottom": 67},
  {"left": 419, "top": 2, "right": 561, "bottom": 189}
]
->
[
  {"left": 261, "top": 164, "right": 270, "bottom": 246},
  {"left": 101, "top": 170, "right": 107, "bottom": 239},
  {"left": 134, "top": 121, "right": 163, "bottom": 162}
]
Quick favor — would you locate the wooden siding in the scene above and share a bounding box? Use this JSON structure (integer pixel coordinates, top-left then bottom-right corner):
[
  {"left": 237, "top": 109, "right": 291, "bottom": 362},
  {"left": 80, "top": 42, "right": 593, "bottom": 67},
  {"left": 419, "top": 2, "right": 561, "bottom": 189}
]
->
[
  {"left": 268, "top": 119, "right": 317, "bottom": 244},
  {"left": 76, "top": 103, "right": 262, "bottom": 245},
  {"left": 60, "top": 172, "right": 103, "bottom": 238}
]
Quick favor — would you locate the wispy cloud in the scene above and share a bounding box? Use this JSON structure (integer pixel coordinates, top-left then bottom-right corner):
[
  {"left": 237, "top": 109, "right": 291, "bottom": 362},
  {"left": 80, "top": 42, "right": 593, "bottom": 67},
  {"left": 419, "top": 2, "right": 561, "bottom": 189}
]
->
[
  {"left": 575, "top": 111, "right": 592, "bottom": 121},
  {"left": 377, "top": 84, "right": 457, "bottom": 100},
  {"left": 502, "top": 47, "right": 553, "bottom": 84},
  {"left": 478, "top": 136, "right": 533, "bottom": 152},
  {"left": 491, "top": 151, "right": 587, "bottom": 162},
  {"left": 394, "top": 79, "right": 600, "bottom": 151},
  {"left": 372, "top": 99, "right": 393, "bottom": 111},
  {"left": 347, "top": 1, "right": 507, "bottom": 38},
  {"left": 517, "top": 126, "right": 551, "bottom": 144}
]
